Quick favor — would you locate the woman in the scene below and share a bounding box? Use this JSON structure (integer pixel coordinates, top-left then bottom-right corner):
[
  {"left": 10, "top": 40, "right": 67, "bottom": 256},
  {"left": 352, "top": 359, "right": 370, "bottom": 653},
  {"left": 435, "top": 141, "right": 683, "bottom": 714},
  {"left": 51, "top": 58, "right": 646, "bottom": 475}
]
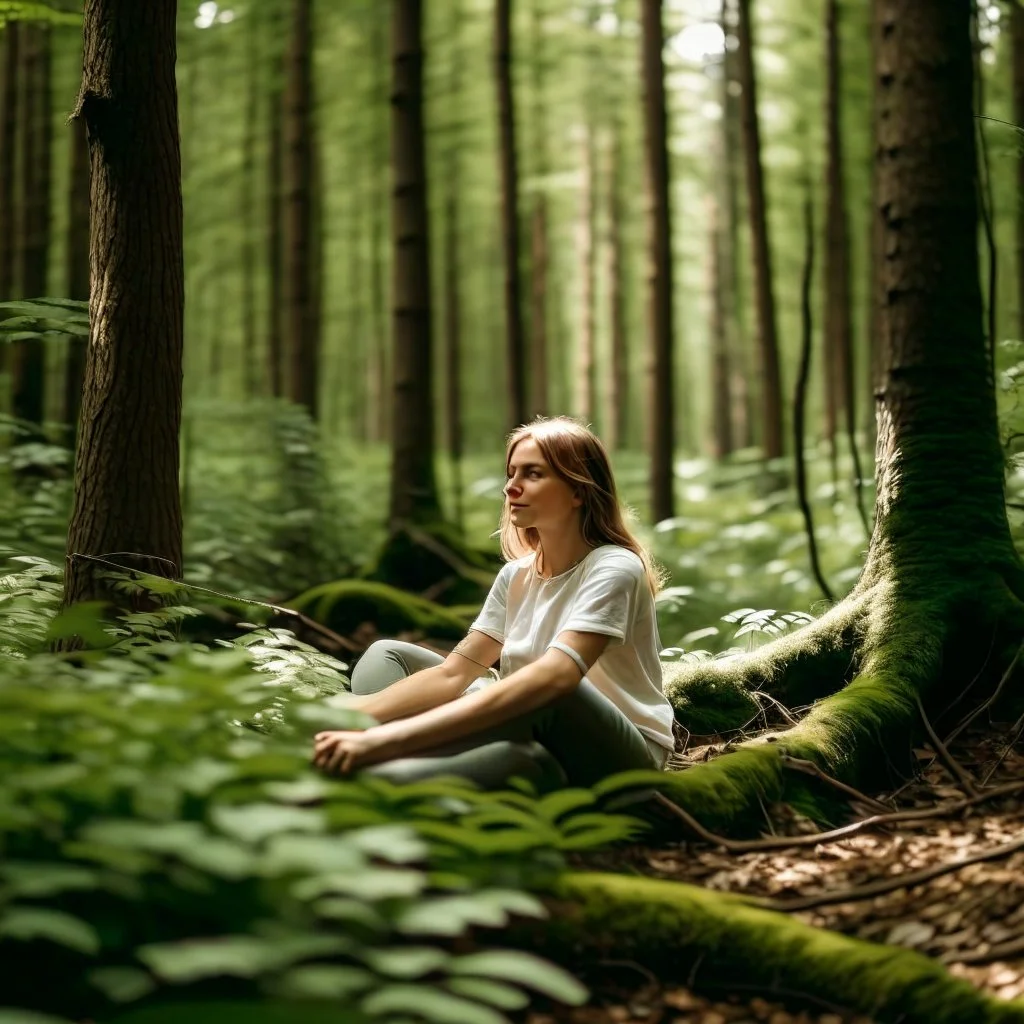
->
[{"left": 313, "top": 416, "right": 675, "bottom": 790}]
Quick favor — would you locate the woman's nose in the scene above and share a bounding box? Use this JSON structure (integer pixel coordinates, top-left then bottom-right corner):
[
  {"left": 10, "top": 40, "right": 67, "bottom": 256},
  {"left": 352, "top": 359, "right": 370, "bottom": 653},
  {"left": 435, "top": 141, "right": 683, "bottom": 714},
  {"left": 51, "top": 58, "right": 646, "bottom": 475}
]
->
[{"left": 505, "top": 480, "right": 522, "bottom": 498}]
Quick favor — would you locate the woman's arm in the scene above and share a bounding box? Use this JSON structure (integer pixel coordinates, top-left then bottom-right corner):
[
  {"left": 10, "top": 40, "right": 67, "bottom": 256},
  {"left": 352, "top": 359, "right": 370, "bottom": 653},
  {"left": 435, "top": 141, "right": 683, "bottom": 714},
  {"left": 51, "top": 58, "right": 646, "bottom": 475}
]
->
[
  {"left": 315, "top": 630, "right": 609, "bottom": 773},
  {"left": 348, "top": 631, "right": 503, "bottom": 724}
]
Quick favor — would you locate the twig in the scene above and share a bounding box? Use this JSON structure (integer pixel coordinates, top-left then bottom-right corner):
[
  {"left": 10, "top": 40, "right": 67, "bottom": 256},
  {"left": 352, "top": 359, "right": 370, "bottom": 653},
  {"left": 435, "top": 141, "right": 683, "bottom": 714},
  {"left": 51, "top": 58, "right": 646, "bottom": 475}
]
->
[
  {"left": 980, "top": 708, "right": 1024, "bottom": 786},
  {"left": 766, "top": 832, "right": 1024, "bottom": 913},
  {"left": 752, "top": 691, "right": 801, "bottom": 728},
  {"left": 944, "top": 641, "right": 1024, "bottom": 748},
  {"left": 947, "top": 935, "right": 1024, "bottom": 966},
  {"left": 780, "top": 755, "right": 892, "bottom": 814},
  {"left": 651, "top": 781, "right": 1024, "bottom": 855},
  {"left": 916, "top": 695, "right": 977, "bottom": 796}
]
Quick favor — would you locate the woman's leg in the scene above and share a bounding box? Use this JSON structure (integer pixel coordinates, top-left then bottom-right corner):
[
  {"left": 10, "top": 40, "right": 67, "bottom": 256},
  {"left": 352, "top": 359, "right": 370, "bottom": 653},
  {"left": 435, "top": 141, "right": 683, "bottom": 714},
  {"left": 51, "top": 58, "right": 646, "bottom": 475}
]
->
[{"left": 349, "top": 639, "right": 444, "bottom": 695}]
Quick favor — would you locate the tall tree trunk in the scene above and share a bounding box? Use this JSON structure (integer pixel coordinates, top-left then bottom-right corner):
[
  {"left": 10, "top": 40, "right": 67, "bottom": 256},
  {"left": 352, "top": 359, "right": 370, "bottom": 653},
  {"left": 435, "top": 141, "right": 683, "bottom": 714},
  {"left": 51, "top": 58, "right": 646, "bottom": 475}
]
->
[
  {"left": 708, "top": 194, "right": 733, "bottom": 459},
  {"left": 495, "top": 0, "right": 527, "bottom": 430},
  {"left": 282, "top": 0, "right": 319, "bottom": 417},
  {"left": 267, "top": 5, "right": 284, "bottom": 399},
  {"left": 640, "top": 0, "right": 675, "bottom": 522},
  {"left": 240, "top": 2, "right": 259, "bottom": 398},
  {"left": 63, "top": 0, "right": 184, "bottom": 610},
  {"left": 443, "top": 0, "right": 464, "bottom": 531},
  {"left": 607, "top": 110, "right": 628, "bottom": 451},
  {"left": 367, "top": 4, "right": 389, "bottom": 444},
  {"left": 737, "top": 0, "right": 784, "bottom": 459},
  {"left": 576, "top": 125, "right": 597, "bottom": 424},
  {"left": 721, "top": 0, "right": 751, "bottom": 450},
  {"left": 0, "top": 24, "right": 19, "bottom": 302},
  {"left": 1013, "top": 1, "right": 1024, "bottom": 343},
  {"left": 12, "top": 23, "right": 50, "bottom": 432},
  {"left": 63, "top": 114, "right": 90, "bottom": 434},
  {"left": 823, "top": 0, "right": 855, "bottom": 482},
  {"left": 389, "top": 0, "right": 439, "bottom": 527},
  {"left": 528, "top": 0, "right": 549, "bottom": 420}
]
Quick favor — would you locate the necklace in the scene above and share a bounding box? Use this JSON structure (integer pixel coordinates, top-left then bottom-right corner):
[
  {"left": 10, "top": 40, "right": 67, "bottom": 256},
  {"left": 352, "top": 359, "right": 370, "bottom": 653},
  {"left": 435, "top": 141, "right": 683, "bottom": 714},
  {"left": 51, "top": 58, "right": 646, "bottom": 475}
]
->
[{"left": 535, "top": 547, "right": 593, "bottom": 582}]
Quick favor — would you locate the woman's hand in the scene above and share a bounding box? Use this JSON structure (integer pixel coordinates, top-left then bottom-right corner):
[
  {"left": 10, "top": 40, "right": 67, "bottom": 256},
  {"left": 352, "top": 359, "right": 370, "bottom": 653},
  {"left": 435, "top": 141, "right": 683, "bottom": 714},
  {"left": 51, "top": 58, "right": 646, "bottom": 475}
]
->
[{"left": 313, "top": 725, "right": 400, "bottom": 775}]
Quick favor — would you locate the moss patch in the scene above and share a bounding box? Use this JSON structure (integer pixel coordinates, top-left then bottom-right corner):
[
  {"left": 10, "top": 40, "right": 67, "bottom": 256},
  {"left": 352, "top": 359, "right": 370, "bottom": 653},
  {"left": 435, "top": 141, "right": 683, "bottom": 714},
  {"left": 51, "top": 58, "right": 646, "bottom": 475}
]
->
[
  {"left": 541, "top": 872, "right": 1024, "bottom": 1024},
  {"left": 288, "top": 579, "right": 472, "bottom": 640},
  {"left": 663, "top": 668, "right": 762, "bottom": 734}
]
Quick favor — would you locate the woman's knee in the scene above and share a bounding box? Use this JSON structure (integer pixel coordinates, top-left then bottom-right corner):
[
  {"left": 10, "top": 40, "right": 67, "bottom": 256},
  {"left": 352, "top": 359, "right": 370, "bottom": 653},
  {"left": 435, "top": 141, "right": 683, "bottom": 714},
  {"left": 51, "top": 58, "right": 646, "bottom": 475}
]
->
[{"left": 349, "top": 638, "right": 443, "bottom": 695}]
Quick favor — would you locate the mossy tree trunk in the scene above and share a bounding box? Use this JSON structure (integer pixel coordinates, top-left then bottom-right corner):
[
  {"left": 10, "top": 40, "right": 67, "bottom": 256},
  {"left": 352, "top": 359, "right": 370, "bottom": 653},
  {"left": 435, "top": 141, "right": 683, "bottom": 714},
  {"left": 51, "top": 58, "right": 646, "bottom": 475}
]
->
[
  {"left": 62, "top": 0, "right": 184, "bottom": 613},
  {"left": 658, "top": 0, "right": 1024, "bottom": 833},
  {"left": 63, "top": 114, "right": 90, "bottom": 435}
]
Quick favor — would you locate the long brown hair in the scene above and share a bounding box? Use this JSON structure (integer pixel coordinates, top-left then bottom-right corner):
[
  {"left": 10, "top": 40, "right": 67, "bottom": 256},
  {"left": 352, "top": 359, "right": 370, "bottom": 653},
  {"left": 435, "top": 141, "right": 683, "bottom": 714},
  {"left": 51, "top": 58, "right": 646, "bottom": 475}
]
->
[{"left": 498, "top": 416, "right": 664, "bottom": 593}]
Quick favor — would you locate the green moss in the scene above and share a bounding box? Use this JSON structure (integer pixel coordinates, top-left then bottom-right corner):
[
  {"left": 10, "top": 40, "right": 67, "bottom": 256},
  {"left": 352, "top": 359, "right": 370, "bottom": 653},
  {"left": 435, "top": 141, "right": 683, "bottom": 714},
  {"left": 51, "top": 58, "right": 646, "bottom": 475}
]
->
[
  {"left": 288, "top": 579, "right": 472, "bottom": 640},
  {"left": 363, "top": 521, "right": 501, "bottom": 604},
  {"left": 664, "top": 669, "right": 761, "bottom": 735},
  {"left": 541, "top": 872, "right": 1024, "bottom": 1024}
]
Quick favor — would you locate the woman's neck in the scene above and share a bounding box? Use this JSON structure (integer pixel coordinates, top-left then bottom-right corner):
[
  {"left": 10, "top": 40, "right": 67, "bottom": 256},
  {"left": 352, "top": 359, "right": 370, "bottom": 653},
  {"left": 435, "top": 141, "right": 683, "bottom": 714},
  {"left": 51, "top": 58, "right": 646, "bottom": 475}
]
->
[{"left": 535, "top": 526, "right": 593, "bottom": 579}]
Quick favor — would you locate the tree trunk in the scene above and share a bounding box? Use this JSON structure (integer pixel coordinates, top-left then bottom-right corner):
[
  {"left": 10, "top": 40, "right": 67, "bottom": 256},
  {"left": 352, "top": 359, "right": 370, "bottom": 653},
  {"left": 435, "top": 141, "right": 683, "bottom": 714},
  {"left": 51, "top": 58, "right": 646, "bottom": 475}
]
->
[
  {"left": 62, "top": 0, "right": 184, "bottom": 611},
  {"left": 1013, "top": 1, "right": 1024, "bottom": 343},
  {"left": 63, "top": 114, "right": 90, "bottom": 434},
  {"left": 721, "top": 0, "right": 752, "bottom": 450},
  {"left": 576, "top": 125, "right": 597, "bottom": 425},
  {"left": 823, "top": 0, "right": 855, "bottom": 476},
  {"left": 640, "top": 0, "right": 675, "bottom": 522},
  {"left": 389, "top": 0, "right": 440, "bottom": 527},
  {"left": 737, "top": 0, "right": 783, "bottom": 460},
  {"left": 528, "top": 0, "right": 549, "bottom": 421},
  {"left": 0, "top": 23, "right": 19, "bottom": 302},
  {"left": 282, "top": 0, "right": 320, "bottom": 417},
  {"left": 495, "top": 0, "right": 527, "bottom": 430},
  {"left": 707, "top": 194, "right": 733, "bottom": 459},
  {"left": 606, "top": 110, "right": 628, "bottom": 451},
  {"left": 240, "top": 1, "right": 260, "bottom": 399},
  {"left": 267, "top": 4, "right": 284, "bottom": 399}
]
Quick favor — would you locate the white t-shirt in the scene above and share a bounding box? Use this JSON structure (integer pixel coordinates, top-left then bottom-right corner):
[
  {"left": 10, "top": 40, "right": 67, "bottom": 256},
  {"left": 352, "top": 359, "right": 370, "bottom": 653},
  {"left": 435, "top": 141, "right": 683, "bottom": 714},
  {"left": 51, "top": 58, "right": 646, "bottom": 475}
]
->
[{"left": 468, "top": 545, "right": 675, "bottom": 764}]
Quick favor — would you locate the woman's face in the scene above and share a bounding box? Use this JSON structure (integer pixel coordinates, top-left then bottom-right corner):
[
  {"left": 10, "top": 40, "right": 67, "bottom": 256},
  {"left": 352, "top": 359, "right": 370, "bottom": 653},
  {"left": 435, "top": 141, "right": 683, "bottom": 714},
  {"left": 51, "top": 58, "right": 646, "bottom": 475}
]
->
[{"left": 504, "top": 437, "right": 581, "bottom": 532}]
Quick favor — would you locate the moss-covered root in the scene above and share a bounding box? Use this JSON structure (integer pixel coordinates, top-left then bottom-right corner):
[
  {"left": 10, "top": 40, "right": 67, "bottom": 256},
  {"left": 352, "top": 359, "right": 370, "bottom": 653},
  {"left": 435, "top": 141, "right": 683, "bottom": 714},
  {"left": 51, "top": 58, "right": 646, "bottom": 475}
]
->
[
  {"left": 663, "top": 592, "right": 868, "bottom": 714},
  {"left": 545, "top": 872, "right": 1024, "bottom": 1024}
]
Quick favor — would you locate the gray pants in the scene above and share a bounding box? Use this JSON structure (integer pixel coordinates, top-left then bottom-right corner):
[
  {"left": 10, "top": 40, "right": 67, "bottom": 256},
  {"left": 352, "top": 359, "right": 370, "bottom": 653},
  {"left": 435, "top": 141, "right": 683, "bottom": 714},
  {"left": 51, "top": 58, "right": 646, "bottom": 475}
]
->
[{"left": 351, "top": 639, "right": 661, "bottom": 792}]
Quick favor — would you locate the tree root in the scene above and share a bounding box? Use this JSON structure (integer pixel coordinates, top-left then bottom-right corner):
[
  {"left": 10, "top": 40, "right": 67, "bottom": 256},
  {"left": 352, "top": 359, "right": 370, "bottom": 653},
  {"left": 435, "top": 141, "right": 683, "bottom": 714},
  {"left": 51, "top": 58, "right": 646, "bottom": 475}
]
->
[{"left": 533, "top": 872, "right": 1024, "bottom": 1024}]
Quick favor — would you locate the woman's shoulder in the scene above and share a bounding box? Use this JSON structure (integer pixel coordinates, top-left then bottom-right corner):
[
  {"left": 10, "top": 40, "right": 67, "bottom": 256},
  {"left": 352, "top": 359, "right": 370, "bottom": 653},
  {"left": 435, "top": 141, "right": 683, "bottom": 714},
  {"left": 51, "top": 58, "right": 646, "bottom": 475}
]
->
[{"left": 584, "top": 544, "right": 646, "bottom": 578}]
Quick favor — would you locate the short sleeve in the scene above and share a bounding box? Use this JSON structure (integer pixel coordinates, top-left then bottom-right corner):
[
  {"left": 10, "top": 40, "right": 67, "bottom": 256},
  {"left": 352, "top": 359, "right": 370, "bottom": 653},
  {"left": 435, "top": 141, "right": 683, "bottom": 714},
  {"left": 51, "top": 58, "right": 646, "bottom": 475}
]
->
[
  {"left": 469, "top": 561, "right": 517, "bottom": 642},
  {"left": 561, "top": 551, "right": 643, "bottom": 644}
]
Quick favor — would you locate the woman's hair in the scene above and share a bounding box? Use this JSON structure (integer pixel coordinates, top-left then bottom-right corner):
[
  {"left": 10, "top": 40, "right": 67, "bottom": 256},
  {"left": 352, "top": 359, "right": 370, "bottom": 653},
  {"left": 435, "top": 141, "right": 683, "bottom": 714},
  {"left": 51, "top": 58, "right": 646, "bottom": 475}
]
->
[{"left": 498, "top": 416, "right": 665, "bottom": 593}]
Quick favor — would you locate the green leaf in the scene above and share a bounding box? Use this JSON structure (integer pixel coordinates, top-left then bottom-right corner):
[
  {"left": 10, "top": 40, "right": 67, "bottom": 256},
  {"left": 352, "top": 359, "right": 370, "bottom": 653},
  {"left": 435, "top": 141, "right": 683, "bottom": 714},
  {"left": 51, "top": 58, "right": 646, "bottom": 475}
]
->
[
  {"left": 0, "top": 907, "right": 100, "bottom": 955},
  {"left": 450, "top": 951, "right": 587, "bottom": 1005},
  {"left": 396, "top": 890, "right": 545, "bottom": 937},
  {"left": 360, "top": 945, "right": 450, "bottom": 979},
  {"left": 347, "top": 823, "right": 428, "bottom": 864},
  {"left": 270, "top": 965, "right": 375, "bottom": 1000},
  {"left": 362, "top": 985, "right": 507, "bottom": 1024},
  {"left": 261, "top": 833, "right": 365, "bottom": 875},
  {"left": 211, "top": 803, "right": 324, "bottom": 843},
  {"left": 87, "top": 966, "right": 156, "bottom": 1004},
  {"left": 535, "top": 789, "right": 595, "bottom": 822},
  {"left": 0, "top": 1012, "right": 76, "bottom": 1024},
  {"left": 446, "top": 977, "right": 530, "bottom": 1011},
  {"left": 312, "top": 897, "right": 387, "bottom": 931},
  {"left": 292, "top": 867, "right": 426, "bottom": 901},
  {"left": 1, "top": 862, "right": 100, "bottom": 898}
]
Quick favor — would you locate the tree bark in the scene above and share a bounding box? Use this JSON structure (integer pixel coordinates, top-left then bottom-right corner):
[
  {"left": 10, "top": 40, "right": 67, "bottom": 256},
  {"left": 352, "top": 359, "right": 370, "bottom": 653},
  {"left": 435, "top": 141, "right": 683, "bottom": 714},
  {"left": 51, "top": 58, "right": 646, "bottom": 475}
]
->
[
  {"left": 0, "top": 23, "right": 19, "bottom": 302},
  {"left": 823, "top": 0, "right": 854, "bottom": 472},
  {"left": 267, "top": 3, "right": 284, "bottom": 399},
  {"left": 528, "top": 0, "right": 549, "bottom": 421},
  {"left": 737, "top": 0, "right": 784, "bottom": 459},
  {"left": 708, "top": 194, "right": 733, "bottom": 459},
  {"left": 495, "top": 0, "right": 527, "bottom": 430},
  {"left": 282, "top": 0, "right": 320, "bottom": 417},
  {"left": 1013, "top": 1, "right": 1024, "bottom": 343},
  {"left": 62, "top": 0, "right": 184, "bottom": 610},
  {"left": 640, "top": 0, "right": 675, "bottom": 523},
  {"left": 12, "top": 22, "right": 50, "bottom": 432},
  {"left": 389, "top": 0, "right": 440, "bottom": 527},
  {"left": 240, "top": 1, "right": 260, "bottom": 398},
  {"left": 63, "top": 114, "right": 90, "bottom": 434},
  {"left": 607, "top": 109, "right": 628, "bottom": 451},
  {"left": 575, "top": 125, "right": 597, "bottom": 425}
]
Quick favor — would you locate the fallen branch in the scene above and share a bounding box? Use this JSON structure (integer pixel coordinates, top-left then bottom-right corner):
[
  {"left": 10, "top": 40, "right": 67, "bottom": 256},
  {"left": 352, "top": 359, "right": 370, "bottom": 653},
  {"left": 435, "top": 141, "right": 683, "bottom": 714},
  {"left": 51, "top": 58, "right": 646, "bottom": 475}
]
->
[
  {"left": 779, "top": 754, "right": 892, "bottom": 814},
  {"left": 917, "top": 695, "right": 978, "bottom": 796},
  {"left": 766, "top": 832, "right": 1024, "bottom": 913},
  {"left": 981, "top": 707, "right": 1024, "bottom": 786},
  {"left": 947, "top": 935, "right": 1024, "bottom": 966}
]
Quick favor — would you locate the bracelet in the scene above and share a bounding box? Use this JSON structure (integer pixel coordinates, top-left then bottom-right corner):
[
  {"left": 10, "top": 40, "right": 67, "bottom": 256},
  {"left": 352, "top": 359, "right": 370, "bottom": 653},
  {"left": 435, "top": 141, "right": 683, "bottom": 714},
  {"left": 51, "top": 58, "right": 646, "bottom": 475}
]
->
[{"left": 451, "top": 647, "right": 493, "bottom": 673}]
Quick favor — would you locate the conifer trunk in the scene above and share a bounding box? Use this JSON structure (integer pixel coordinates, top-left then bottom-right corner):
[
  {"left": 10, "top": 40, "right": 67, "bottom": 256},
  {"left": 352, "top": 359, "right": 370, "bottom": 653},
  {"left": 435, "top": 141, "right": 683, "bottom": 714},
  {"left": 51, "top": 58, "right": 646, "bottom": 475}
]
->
[
  {"left": 389, "top": 0, "right": 440, "bottom": 527},
  {"left": 737, "top": 0, "right": 783, "bottom": 459},
  {"left": 1013, "top": 1, "right": 1024, "bottom": 342},
  {"left": 63, "top": 114, "right": 90, "bottom": 434},
  {"left": 528, "top": 0, "right": 549, "bottom": 420},
  {"left": 267, "top": 5, "right": 284, "bottom": 399},
  {"left": 708, "top": 195, "right": 733, "bottom": 459},
  {"left": 12, "top": 22, "right": 50, "bottom": 432},
  {"left": 576, "top": 125, "right": 597, "bottom": 425},
  {"left": 281, "top": 0, "right": 320, "bottom": 417},
  {"left": 63, "top": 0, "right": 184, "bottom": 610},
  {"left": 495, "top": 0, "right": 527, "bottom": 430},
  {"left": 0, "top": 24, "right": 18, "bottom": 302},
  {"left": 607, "top": 110, "right": 628, "bottom": 451},
  {"left": 240, "top": 1, "right": 259, "bottom": 398},
  {"left": 640, "top": 0, "right": 675, "bottom": 522}
]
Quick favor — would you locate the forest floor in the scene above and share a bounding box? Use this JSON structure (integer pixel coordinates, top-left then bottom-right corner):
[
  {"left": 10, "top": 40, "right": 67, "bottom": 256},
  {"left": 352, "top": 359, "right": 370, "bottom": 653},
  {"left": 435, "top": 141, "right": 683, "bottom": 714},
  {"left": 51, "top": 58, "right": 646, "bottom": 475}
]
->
[{"left": 524, "top": 724, "right": 1024, "bottom": 1024}]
